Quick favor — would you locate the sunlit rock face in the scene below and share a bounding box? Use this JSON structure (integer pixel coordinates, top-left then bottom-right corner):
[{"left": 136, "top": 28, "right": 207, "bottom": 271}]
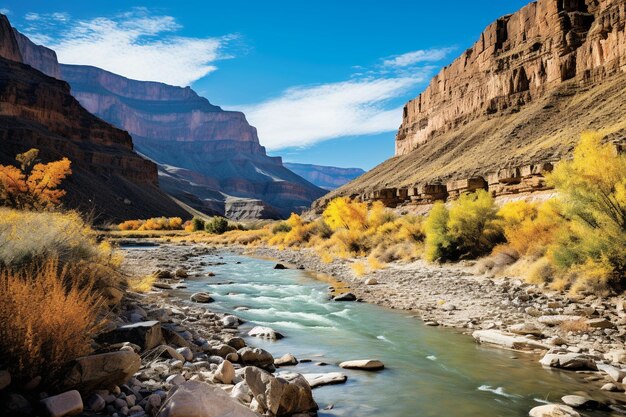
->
[
  {"left": 0, "top": 16, "right": 187, "bottom": 222},
  {"left": 396, "top": 0, "right": 626, "bottom": 155},
  {"left": 55, "top": 64, "right": 326, "bottom": 219}
]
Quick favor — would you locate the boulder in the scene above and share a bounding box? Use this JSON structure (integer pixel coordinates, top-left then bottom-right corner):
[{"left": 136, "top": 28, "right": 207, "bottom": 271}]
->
[
  {"left": 539, "top": 352, "right": 597, "bottom": 370},
  {"left": 222, "top": 315, "right": 240, "bottom": 328},
  {"left": 528, "top": 404, "right": 580, "bottom": 417},
  {"left": 248, "top": 326, "right": 284, "bottom": 340},
  {"left": 190, "top": 292, "right": 214, "bottom": 303},
  {"left": 274, "top": 263, "right": 287, "bottom": 270},
  {"left": 41, "top": 390, "right": 83, "bottom": 417},
  {"left": 472, "top": 330, "right": 550, "bottom": 350},
  {"left": 604, "top": 350, "right": 626, "bottom": 364},
  {"left": 302, "top": 372, "right": 347, "bottom": 388},
  {"left": 585, "top": 318, "right": 615, "bottom": 329},
  {"left": 238, "top": 347, "right": 275, "bottom": 372},
  {"left": 97, "top": 321, "right": 163, "bottom": 351},
  {"left": 364, "top": 278, "right": 378, "bottom": 285},
  {"left": 207, "top": 344, "right": 238, "bottom": 358},
  {"left": 275, "top": 354, "right": 298, "bottom": 367},
  {"left": 227, "top": 337, "right": 247, "bottom": 350},
  {"left": 333, "top": 293, "right": 357, "bottom": 302},
  {"left": 509, "top": 323, "right": 543, "bottom": 337},
  {"left": 597, "top": 363, "right": 626, "bottom": 382},
  {"left": 244, "top": 367, "right": 318, "bottom": 416},
  {"left": 215, "top": 360, "right": 235, "bottom": 384},
  {"left": 339, "top": 360, "right": 384, "bottom": 371},
  {"left": 157, "top": 380, "right": 259, "bottom": 417},
  {"left": 175, "top": 268, "right": 188, "bottom": 278},
  {"left": 561, "top": 395, "right": 597, "bottom": 409},
  {"left": 62, "top": 350, "right": 141, "bottom": 392}
]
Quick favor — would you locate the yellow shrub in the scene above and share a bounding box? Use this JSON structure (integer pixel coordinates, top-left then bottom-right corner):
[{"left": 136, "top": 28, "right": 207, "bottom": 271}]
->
[
  {"left": 323, "top": 197, "right": 368, "bottom": 231},
  {"left": 128, "top": 274, "right": 157, "bottom": 293},
  {"left": 0, "top": 259, "right": 102, "bottom": 385},
  {"left": 351, "top": 261, "right": 368, "bottom": 277},
  {"left": 367, "top": 256, "right": 386, "bottom": 270}
]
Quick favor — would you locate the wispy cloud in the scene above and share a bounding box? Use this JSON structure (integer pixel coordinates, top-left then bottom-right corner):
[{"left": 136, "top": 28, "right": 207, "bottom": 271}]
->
[
  {"left": 383, "top": 47, "right": 455, "bottom": 68},
  {"left": 0, "top": 8, "right": 10, "bottom": 15},
  {"left": 239, "top": 48, "right": 454, "bottom": 151},
  {"left": 21, "top": 8, "right": 235, "bottom": 86}
]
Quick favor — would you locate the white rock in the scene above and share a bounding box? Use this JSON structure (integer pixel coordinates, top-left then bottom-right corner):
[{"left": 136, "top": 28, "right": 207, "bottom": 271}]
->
[
  {"left": 339, "top": 360, "right": 384, "bottom": 371},
  {"left": 364, "top": 278, "right": 378, "bottom": 285},
  {"left": 528, "top": 404, "right": 580, "bottom": 417},
  {"left": 302, "top": 372, "right": 348, "bottom": 388},
  {"left": 472, "top": 330, "right": 550, "bottom": 350},
  {"left": 221, "top": 315, "right": 239, "bottom": 328},
  {"left": 248, "top": 326, "right": 284, "bottom": 340},
  {"left": 539, "top": 352, "right": 597, "bottom": 370},
  {"left": 596, "top": 363, "right": 626, "bottom": 382},
  {"left": 41, "top": 390, "right": 83, "bottom": 417},
  {"left": 604, "top": 349, "right": 626, "bottom": 364}
]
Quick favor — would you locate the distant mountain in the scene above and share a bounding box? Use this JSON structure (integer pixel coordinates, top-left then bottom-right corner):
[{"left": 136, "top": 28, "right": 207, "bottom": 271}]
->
[
  {"left": 283, "top": 163, "right": 365, "bottom": 190},
  {"left": 0, "top": 17, "right": 187, "bottom": 222},
  {"left": 51, "top": 64, "right": 326, "bottom": 219}
]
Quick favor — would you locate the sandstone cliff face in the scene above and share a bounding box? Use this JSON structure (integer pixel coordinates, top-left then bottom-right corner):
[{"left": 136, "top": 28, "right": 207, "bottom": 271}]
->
[
  {"left": 397, "top": 0, "right": 625, "bottom": 155},
  {"left": 321, "top": 0, "right": 626, "bottom": 210},
  {"left": 13, "top": 29, "right": 61, "bottom": 79},
  {"left": 0, "top": 15, "right": 187, "bottom": 221},
  {"left": 57, "top": 64, "right": 325, "bottom": 218}
]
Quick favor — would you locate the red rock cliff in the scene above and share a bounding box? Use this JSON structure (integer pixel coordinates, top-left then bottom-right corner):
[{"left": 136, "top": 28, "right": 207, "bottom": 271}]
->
[{"left": 396, "top": 0, "right": 626, "bottom": 155}]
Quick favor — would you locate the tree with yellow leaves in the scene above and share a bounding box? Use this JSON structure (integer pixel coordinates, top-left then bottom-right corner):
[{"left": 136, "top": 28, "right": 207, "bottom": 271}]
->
[{"left": 0, "top": 149, "right": 72, "bottom": 210}]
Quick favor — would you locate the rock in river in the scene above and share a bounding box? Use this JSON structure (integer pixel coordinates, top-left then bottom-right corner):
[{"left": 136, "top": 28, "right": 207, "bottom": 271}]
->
[
  {"left": 275, "top": 353, "right": 298, "bottom": 367},
  {"left": 539, "top": 352, "right": 597, "bottom": 370},
  {"left": 333, "top": 292, "right": 357, "bottom": 302},
  {"left": 190, "top": 292, "right": 214, "bottom": 303},
  {"left": 302, "top": 372, "right": 348, "bottom": 388},
  {"left": 472, "top": 330, "right": 550, "bottom": 351},
  {"left": 339, "top": 360, "right": 384, "bottom": 371},
  {"left": 528, "top": 404, "right": 580, "bottom": 417},
  {"left": 248, "top": 326, "right": 284, "bottom": 340}
]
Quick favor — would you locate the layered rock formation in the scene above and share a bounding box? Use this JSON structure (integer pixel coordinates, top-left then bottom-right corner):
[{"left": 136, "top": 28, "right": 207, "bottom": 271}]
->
[
  {"left": 55, "top": 64, "right": 326, "bottom": 219},
  {"left": 283, "top": 163, "right": 365, "bottom": 190},
  {"left": 320, "top": 0, "right": 626, "bottom": 209},
  {"left": 1, "top": 16, "right": 187, "bottom": 221}
]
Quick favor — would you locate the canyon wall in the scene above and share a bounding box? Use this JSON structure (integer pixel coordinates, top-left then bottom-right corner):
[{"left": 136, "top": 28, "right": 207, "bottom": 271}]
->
[
  {"left": 1, "top": 16, "right": 188, "bottom": 221},
  {"left": 57, "top": 64, "right": 325, "bottom": 219},
  {"left": 320, "top": 0, "right": 626, "bottom": 210},
  {"left": 396, "top": 0, "right": 626, "bottom": 155}
]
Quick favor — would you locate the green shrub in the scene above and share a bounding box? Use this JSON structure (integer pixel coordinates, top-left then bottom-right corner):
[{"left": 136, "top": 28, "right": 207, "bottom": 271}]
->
[
  {"left": 205, "top": 217, "right": 229, "bottom": 235},
  {"left": 424, "top": 202, "right": 451, "bottom": 261},
  {"left": 190, "top": 217, "right": 205, "bottom": 232}
]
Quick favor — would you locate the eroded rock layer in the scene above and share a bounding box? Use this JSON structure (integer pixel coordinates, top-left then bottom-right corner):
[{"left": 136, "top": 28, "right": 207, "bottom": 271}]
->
[
  {"left": 56, "top": 64, "right": 325, "bottom": 218},
  {"left": 320, "top": 0, "right": 626, "bottom": 209},
  {"left": 1, "top": 15, "right": 187, "bottom": 221}
]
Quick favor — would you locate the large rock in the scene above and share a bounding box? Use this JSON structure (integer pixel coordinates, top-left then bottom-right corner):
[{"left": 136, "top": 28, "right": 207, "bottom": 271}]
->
[
  {"left": 597, "top": 363, "right": 626, "bottom": 382},
  {"left": 333, "top": 293, "right": 357, "bottom": 302},
  {"left": 537, "top": 316, "right": 583, "bottom": 326},
  {"left": 528, "top": 404, "right": 580, "bottom": 417},
  {"left": 190, "top": 292, "right": 214, "bottom": 303},
  {"left": 302, "top": 372, "right": 348, "bottom": 388},
  {"left": 215, "top": 360, "right": 235, "bottom": 385},
  {"left": 339, "top": 360, "right": 384, "bottom": 371},
  {"left": 472, "top": 330, "right": 551, "bottom": 350},
  {"left": 238, "top": 347, "right": 275, "bottom": 372},
  {"left": 539, "top": 352, "right": 597, "bottom": 370},
  {"left": 604, "top": 350, "right": 626, "bottom": 364},
  {"left": 248, "top": 326, "right": 284, "bottom": 340},
  {"left": 157, "top": 380, "right": 259, "bottom": 417},
  {"left": 62, "top": 350, "right": 141, "bottom": 392},
  {"left": 274, "top": 354, "right": 298, "bottom": 367},
  {"left": 244, "top": 367, "right": 318, "bottom": 416},
  {"left": 41, "top": 390, "right": 83, "bottom": 417},
  {"left": 97, "top": 321, "right": 163, "bottom": 351}
]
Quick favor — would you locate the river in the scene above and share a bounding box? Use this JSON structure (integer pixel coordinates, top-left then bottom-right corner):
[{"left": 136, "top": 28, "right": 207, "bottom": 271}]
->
[{"left": 127, "top": 247, "right": 614, "bottom": 417}]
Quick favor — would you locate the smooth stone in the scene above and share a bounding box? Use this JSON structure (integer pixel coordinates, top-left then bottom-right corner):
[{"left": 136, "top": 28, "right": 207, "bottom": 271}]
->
[
  {"left": 473, "top": 330, "right": 551, "bottom": 350},
  {"left": 302, "top": 373, "right": 347, "bottom": 388},
  {"left": 221, "top": 315, "right": 240, "bottom": 328},
  {"left": 339, "top": 360, "right": 384, "bottom": 371},
  {"left": 248, "top": 326, "right": 284, "bottom": 340},
  {"left": 274, "top": 263, "right": 287, "bottom": 269},
  {"left": 157, "top": 380, "right": 258, "bottom": 417},
  {"left": 62, "top": 350, "right": 141, "bottom": 392},
  {"left": 41, "top": 390, "right": 83, "bottom": 417},
  {"left": 596, "top": 363, "right": 626, "bottom": 382},
  {"left": 214, "top": 360, "right": 235, "bottom": 384},
  {"left": 364, "top": 278, "right": 378, "bottom": 285},
  {"left": 529, "top": 404, "right": 580, "bottom": 417},
  {"left": 539, "top": 352, "right": 597, "bottom": 370},
  {"left": 176, "top": 347, "right": 193, "bottom": 362},
  {"left": 86, "top": 394, "right": 106, "bottom": 412},
  {"left": 237, "top": 347, "right": 275, "bottom": 372},
  {"left": 190, "top": 292, "right": 214, "bottom": 303},
  {"left": 333, "top": 293, "right": 357, "bottom": 302},
  {"left": 275, "top": 353, "right": 298, "bottom": 367},
  {"left": 509, "top": 323, "right": 543, "bottom": 337},
  {"left": 561, "top": 395, "right": 596, "bottom": 408},
  {"left": 604, "top": 349, "right": 626, "bottom": 364}
]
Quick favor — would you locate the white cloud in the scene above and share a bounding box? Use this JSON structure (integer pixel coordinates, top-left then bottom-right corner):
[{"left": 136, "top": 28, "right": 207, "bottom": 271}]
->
[
  {"left": 383, "top": 47, "right": 454, "bottom": 68},
  {"left": 239, "top": 75, "right": 428, "bottom": 151},
  {"left": 0, "top": 8, "right": 10, "bottom": 15},
  {"left": 22, "top": 8, "right": 234, "bottom": 86}
]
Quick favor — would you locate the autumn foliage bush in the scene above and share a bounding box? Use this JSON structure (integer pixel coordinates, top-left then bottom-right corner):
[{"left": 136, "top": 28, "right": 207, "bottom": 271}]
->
[
  {"left": 119, "top": 217, "right": 184, "bottom": 231},
  {"left": 0, "top": 259, "right": 102, "bottom": 385}
]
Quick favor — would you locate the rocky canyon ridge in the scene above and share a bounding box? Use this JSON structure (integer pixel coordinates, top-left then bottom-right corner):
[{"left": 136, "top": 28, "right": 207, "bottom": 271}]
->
[
  {"left": 0, "top": 15, "right": 187, "bottom": 221},
  {"left": 320, "top": 0, "right": 626, "bottom": 209}
]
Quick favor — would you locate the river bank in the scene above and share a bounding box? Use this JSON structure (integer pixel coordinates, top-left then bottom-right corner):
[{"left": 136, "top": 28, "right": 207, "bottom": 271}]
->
[{"left": 118, "top": 240, "right": 626, "bottom": 416}]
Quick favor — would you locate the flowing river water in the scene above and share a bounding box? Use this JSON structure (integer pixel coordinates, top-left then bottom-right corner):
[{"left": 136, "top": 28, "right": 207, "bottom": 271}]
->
[{"left": 129, "top": 247, "right": 615, "bottom": 417}]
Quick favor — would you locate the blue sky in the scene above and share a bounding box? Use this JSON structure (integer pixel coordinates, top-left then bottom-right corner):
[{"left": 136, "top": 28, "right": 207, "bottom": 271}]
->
[{"left": 3, "top": 0, "right": 530, "bottom": 170}]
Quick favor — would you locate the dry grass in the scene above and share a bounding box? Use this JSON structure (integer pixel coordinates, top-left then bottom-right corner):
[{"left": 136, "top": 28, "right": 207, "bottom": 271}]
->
[
  {"left": 351, "top": 262, "right": 368, "bottom": 277},
  {"left": 0, "top": 258, "right": 103, "bottom": 385},
  {"left": 128, "top": 274, "right": 157, "bottom": 293},
  {"left": 559, "top": 318, "right": 591, "bottom": 334}
]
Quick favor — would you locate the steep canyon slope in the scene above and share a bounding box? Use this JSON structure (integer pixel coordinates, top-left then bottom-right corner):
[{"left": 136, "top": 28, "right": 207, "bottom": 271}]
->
[
  {"left": 0, "top": 16, "right": 187, "bottom": 221},
  {"left": 320, "top": 0, "right": 626, "bottom": 208}
]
